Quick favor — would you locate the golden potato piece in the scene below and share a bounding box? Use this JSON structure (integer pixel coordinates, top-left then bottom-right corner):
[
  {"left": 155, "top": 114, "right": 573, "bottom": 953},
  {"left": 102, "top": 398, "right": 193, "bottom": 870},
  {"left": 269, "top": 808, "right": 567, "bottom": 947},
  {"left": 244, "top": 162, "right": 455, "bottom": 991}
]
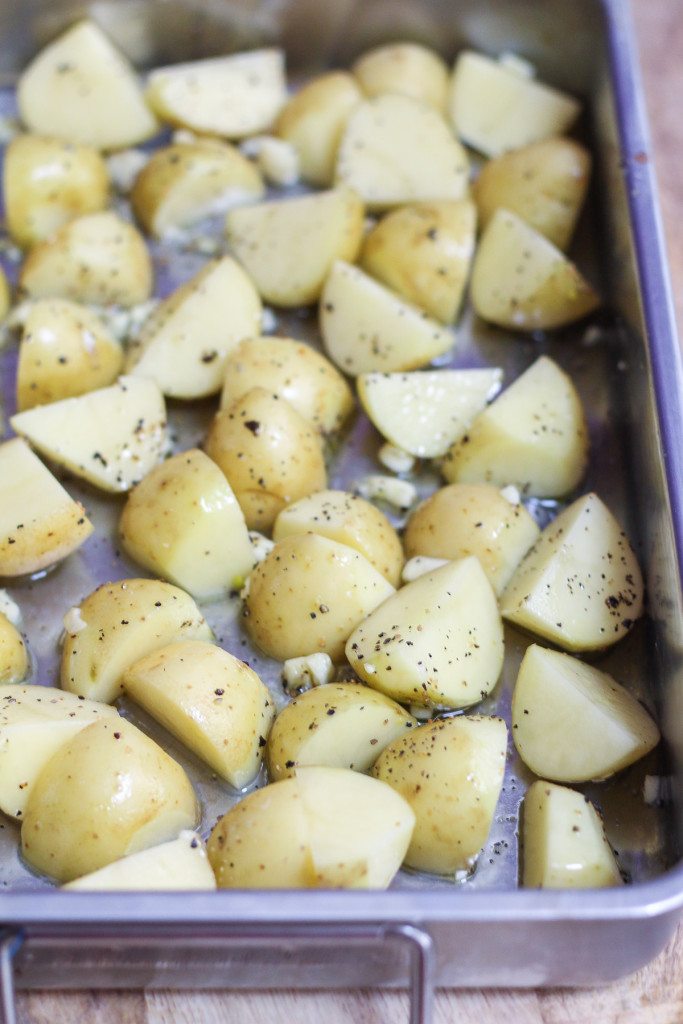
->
[
  {"left": 0, "top": 615, "right": 28, "bottom": 684},
  {"left": 64, "top": 831, "right": 216, "bottom": 891},
  {"left": 352, "top": 43, "right": 448, "bottom": 110}
]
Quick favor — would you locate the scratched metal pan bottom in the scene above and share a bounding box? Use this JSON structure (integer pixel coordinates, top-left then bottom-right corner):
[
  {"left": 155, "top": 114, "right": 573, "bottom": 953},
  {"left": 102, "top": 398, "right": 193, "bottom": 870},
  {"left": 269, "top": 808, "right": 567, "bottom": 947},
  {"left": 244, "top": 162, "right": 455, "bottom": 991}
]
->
[{"left": 0, "top": 0, "right": 682, "bottom": 996}]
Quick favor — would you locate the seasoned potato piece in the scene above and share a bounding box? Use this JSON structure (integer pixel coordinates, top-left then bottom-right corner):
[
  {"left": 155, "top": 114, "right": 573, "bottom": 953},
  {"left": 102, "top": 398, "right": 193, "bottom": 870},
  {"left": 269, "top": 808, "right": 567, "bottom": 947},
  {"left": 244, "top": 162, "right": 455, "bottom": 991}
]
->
[
  {"left": 119, "top": 449, "right": 254, "bottom": 600},
  {"left": 0, "top": 615, "right": 29, "bottom": 684},
  {"left": 205, "top": 388, "right": 327, "bottom": 532},
  {"left": 275, "top": 71, "right": 362, "bottom": 187},
  {"left": 0, "top": 438, "right": 92, "bottom": 578},
  {"left": 16, "top": 299, "right": 123, "bottom": 411},
  {"left": 336, "top": 94, "right": 469, "bottom": 209},
  {"left": 146, "top": 50, "right": 286, "bottom": 139},
  {"left": 320, "top": 260, "right": 453, "bottom": 374},
  {"left": 0, "top": 685, "right": 118, "bottom": 819},
  {"left": 11, "top": 376, "right": 167, "bottom": 493},
  {"left": 19, "top": 211, "right": 153, "bottom": 307},
  {"left": 4, "top": 135, "right": 109, "bottom": 248},
  {"left": 22, "top": 718, "right": 198, "bottom": 883},
  {"left": 17, "top": 20, "right": 158, "bottom": 150},
  {"left": 352, "top": 43, "right": 448, "bottom": 110},
  {"left": 125, "top": 257, "right": 261, "bottom": 400},
  {"left": 347, "top": 557, "right": 503, "bottom": 708},
  {"left": 226, "top": 188, "right": 364, "bottom": 306},
  {"left": 372, "top": 715, "right": 507, "bottom": 874},
  {"left": 449, "top": 50, "right": 580, "bottom": 157},
  {"left": 64, "top": 831, "right": 216, "bottom": 890},
  {"left": 501, "top": 493, "right": 644, "bottom": 651},
  {"left": 512, "top": 645, "right": 659, "bottom": 782},
  {"left": 523, "top": 781, "right": 623, "bottom": 889},
  {"left": 61, "top": 578, "right": 212, "bottom": 703},
  {"left": 470, "top": 208, "right": 599, "bottom": 330},
  {"left": 131, "top": 141, "right": 264, "bottom": 238},
  {"left": 124, "top": 641, "right": 275, "bottom": 788},
  {"left": 404, "top": 483, "right": 540, "bottom": 595},
  {"left": 267, "top": 682, "right": 415, "bottom": 780},
  {"left": 442, "top": 356, "right": 588, "bottom": 498},
  {"left": 273, "top": 489, "right": 403, "bottom": 586},
  {"left": 245, "top": 533, "right": 395, "bottom": 662},
  {"left": 360, "top": 200, "right": 476, "bottom": 323},
  {"left": 219, "top": 337, "right": 353, "bottom": 435},
  {"left": 357, "top": 368, "right": 501, "bottom": 458},
  {"left": 474, "top": 138, "right": 591, "bottom": 250}
]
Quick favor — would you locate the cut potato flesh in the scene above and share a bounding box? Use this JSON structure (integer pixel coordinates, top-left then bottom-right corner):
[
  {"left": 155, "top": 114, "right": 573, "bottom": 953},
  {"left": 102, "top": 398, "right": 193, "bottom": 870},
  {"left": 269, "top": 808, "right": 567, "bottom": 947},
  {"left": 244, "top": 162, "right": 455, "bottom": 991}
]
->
[
  {"left": 226, "top": 187, "right": 364, "bottom": 306},
  {"left": 0, "top": 614, "right": 28, "bottom": 684},
  {"left": 0, "top": 685, "right": 119, "bottom": 819},
  {"left": 64, "top": 830, "right": 216, "bottom": 890},
  {"left": 346, "top": 556, "right": 504, "bottom": 709},
  {"left": 61, "top": 578, "right": 212, "bottom": 703},
  {"left": 512, "top": 644, "right": 659, "bottom": 782},
  {"left": 17, "top": 20, "right": 158, "bottom": 150},
  {"left": 358, "top": 367, "right": 502, "bottom": 458},
  {"left": 442, "top": 355, "right": 588, "bottom": 498},
  {"left": 125, "top": 257, "right": 262, "bottom": 400},
  {"left": 0, "top": 438, "right": 93, "bottom": 578},
  {"left": 523, "top": 781, "right": 622, "bottom": 888},
  {"left": 146, "top": 50, "right": 287, "bottom": 139},
  {"left": 335, "top": 94, "right": 469, "bottom": 210},
  {"left": 320, "top": 260, "right": 454, "bottom": 375},
  {"left": 500, "top": 492, "right": 644, "bottom": 651},
  {"left": 449, "top": 50, "right": 581, "bottom": 157},
  {"left": 11, "top": 376, "right": 167, "bottom": 493},
  {"left": 352, "top": 43, "right": 449, "bottom": 110}
]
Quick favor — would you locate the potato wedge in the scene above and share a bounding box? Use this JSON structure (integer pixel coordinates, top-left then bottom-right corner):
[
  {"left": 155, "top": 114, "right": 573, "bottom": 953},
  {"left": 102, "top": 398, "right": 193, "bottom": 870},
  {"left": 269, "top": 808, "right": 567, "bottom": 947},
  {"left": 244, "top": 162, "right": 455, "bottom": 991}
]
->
[
  {"left": 360, "top": 200, "right": 476, "bottom": 323},
  {"left": 523, "top": 781, "right": 623, "bottom": 889},
  {"left": 61, "top": 578, "right": 212, "bottom": 703},
  {"left": 352, "top": 43, "right": 448, "bottom": 110},
  {"left": 16, "top": 299, "right": 123, "bottom": 412},
  {"left": 17, "top": 20, "right": 158, "bottom": 150},
  {"left": 131, "top": 141, "right": 264, "bottom": 238},
  {"left": 0, "top": 614, "right": 29, "bottom": 684},
  {"left": 449, "top": 50, "right": 581, "bottom": 157},
  {"left": 357, "top": 367, "right": 501, "bottom": 458},
  {"left": 320, "top": 260, "right": 454, "bottom": 374},
  {"left": 226, "top": 187, "right": 364, "bottom": 306},
  {"left": 119, "top": 449, "right": 254, "bottom": 600},
  {"left": 64, "top": 830, "right": 216, "bottom": 890},
  {"left": 470, "top": 208, "right": 599, "bottom": 330},
  {"left": 245, "top": 533, "right": 395, "bottom": 662},
  {"left": 124, "top": 257, "right": 261, "bottom": 400},
  {"left": 22, "top": 718, "right": 198, "bottom": 883},
  {"left": 0, "top": 438, "right": 92, "bottom": 578},
  {"left": 500, "top": 493, "right": 644, "bottom": 651},
  {"left": 336, "top": 94, "right": 469, "bottom": 210},
  {"left": 273, "top": 489, "right": 403, "bottom": 586},
  {"left": 219, "top": 337, "right": 354, "bottom": 435},
  {"left": 0, "top": 685, "right": 118, "bottom": 819},
  {"left": 146, "top": 50, "right": 286, "bottom": 139},
  {"left": 512, "top": 644, "right": 659, "bottom": 782},
  {"left": 267, "top": 682, "right": 415, "bottom": 780},
  {"left": 4, "top": 134, "right": 109, "bottom": 249},
  {"left": 124, "top": 640, "right": 274, "bottom": 788},
  {"left": 442, "top": 356, "right": 588, "bottom": 498},
  {"left": 372, "top": 715, "right": 507, "bottom": 874},
  {"left": 19, "top": 211, "right": 153, "bottom": 307},
  {"left": 11, "top": 376, "right": 167, "bottom": 493}
]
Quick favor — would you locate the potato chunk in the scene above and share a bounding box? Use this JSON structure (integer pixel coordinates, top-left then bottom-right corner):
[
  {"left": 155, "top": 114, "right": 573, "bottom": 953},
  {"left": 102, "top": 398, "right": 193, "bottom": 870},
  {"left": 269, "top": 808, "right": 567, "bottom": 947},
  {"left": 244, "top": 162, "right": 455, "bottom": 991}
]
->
[
  {"left": 512, "top": 644, "right": 659, "bottom": 782},
  {"left": 372, "top": 715, "right": 507, "bottom": 874},
  {"left": 0, "top": 615, "right": 29, "bottom": 684},
  {"left": 346, "top": 556, "right": 504, "bottom": 709},
  {"left": 352, "top": 43, "right": 448, "bottom": 110},
  {"left": 17, "top": 20, "right": 158, "bottom": 150},
  {"left": 0, "top": 438, "right": 92, "bottom": 577},
  {"left": 500, "top": 493, "right": 644, "bottom": 651},
  {"left": 523, "top": 781, "right": 623, "bottom": 889},
  {"left": 119, "top": 449, "right": 254, "bottom": 600},
  {"left": 64, "top": 831, "right": 216, "bottom": 891},
  {"left": 245, "top": 533, "right": 395, "bottom": 662},
  {"left": 124, "top": 641, "right": 274, "bottom": 788},
  {"left": 442, "top": 356, "right": 588, "bottom": 498},
  {"left": 61, "top": 578, "right": 212, "bottom": 703}
]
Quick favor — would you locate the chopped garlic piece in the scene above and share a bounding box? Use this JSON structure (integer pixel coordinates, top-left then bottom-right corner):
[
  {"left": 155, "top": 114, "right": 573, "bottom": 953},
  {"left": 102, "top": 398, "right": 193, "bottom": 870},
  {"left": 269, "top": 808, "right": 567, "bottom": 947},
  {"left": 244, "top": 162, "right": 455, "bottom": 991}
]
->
[
  {"left": 0, "top": 590, "right": 21, "bottom": 626},
  {"left": 239, "top": 576, "right": 251, "bottom": 601},
  {"left": 63, "top": 606, "right": 87, "bottom": 635},
  {"left": 500, "top": 484, "right": 521, "bottom": 506},
  {"left": 401, "top": 556, "right": 449, "bottom": 583},
  {"left": 499, "top": 52, "right": 536, "bottom": 79},
  {"left": 249, "top": 531, "right": 275, "bottom": 565},
  {"left": 378, "top": 443, "right": 416, "bottom": 475},
  {"left": 283, "top": 653, "right": 334, "bottom": 693},
  {"left": 408, "top": 703, "right": 434, "bottom": 721},
  {"left": 356, "top": 475, "right": 417, "bottom": 510},
  {"left": 240, "top": 135, "right": 300, "bottom": 187},
  {"left": 643, "top": 775, "right": 671, "bottom": 806},
  {"left": 106, "top": 149, "right": 149, "bottom": 193},
  {"left": 96, "top": 299, "right": 158, "bottom": 342}
]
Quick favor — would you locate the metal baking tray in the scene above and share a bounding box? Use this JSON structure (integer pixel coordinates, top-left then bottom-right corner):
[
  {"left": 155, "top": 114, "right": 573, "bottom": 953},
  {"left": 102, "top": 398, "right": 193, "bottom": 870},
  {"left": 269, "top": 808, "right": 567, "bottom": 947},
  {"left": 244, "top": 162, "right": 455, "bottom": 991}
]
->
[{"left": 1, "top": 0, "right": 682, "bottom": 1018}]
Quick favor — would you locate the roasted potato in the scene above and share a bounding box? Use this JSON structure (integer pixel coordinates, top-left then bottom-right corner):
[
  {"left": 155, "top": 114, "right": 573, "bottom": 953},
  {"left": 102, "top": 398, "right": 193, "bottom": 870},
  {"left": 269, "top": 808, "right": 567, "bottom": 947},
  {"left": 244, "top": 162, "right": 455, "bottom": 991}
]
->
[
  {"left": 352, "top": 43, "right": 449, "bottom": 110},
  {"left": 0, "top": 615, "right": 29, "bottom": 684},
  {"left": 64, "top": 831, "right": 216, "bottom": 890}
]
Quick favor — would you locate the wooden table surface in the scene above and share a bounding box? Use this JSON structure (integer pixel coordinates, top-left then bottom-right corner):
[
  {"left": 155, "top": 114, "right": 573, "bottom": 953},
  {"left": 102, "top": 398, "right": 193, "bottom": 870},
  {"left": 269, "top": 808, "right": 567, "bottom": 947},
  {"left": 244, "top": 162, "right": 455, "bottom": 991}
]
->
[{"left": 15, "top": 1, "right": 683, "bottom": 1021}]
